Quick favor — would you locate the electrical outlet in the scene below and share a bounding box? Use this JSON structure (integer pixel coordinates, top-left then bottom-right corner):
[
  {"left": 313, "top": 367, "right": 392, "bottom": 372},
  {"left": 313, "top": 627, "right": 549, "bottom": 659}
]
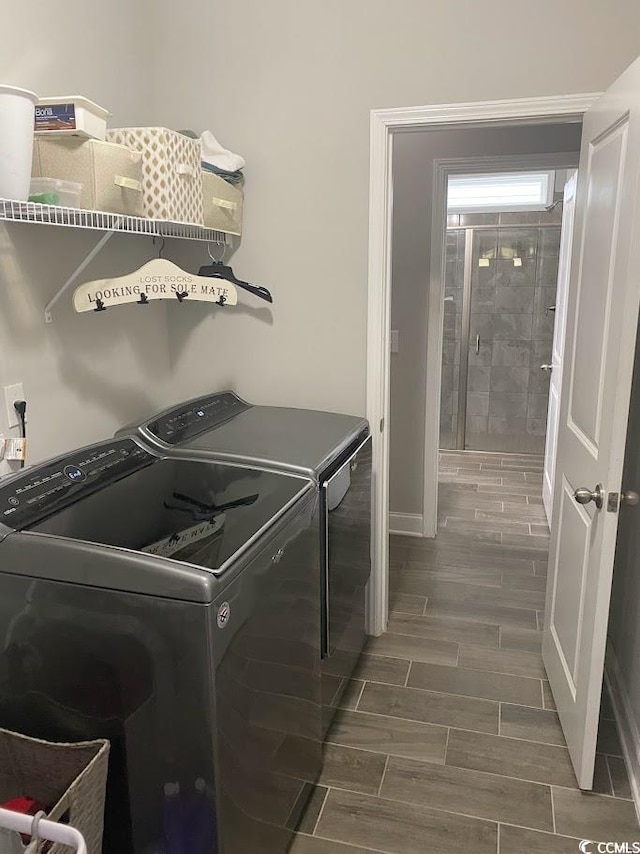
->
[
  {"left": 390, "top": 330, "right": 399, "bottom": 354},
  {"left": 4, "top": 383, "right": 24, "bottom": 428}
]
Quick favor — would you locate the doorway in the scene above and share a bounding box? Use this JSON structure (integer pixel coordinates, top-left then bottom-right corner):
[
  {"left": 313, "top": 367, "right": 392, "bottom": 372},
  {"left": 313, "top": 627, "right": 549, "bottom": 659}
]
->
[
  {"left": 367, "top": 94, "right": 598, "bottom": 637},
  {"left": 389, "top": 133, "right": 581, "bottom": 543}
]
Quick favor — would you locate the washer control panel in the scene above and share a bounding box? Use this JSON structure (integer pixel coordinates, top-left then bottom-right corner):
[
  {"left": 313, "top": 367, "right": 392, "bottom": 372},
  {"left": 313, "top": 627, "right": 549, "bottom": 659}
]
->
[
  {"left": 146, "top": 392, "right": 250, "bottom": 445},
  {"left": 0, "top": 439, "right": 155, "bottom": 530}
]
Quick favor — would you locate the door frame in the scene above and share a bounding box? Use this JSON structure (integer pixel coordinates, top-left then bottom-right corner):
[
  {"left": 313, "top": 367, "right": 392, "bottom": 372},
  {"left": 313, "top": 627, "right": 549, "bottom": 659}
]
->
[
  {"left": 366, "top": 94, "right": 600, "bottom": 636},
  {"left": 424, "top": 151, "right": 581, "bottom": 537},
  {"left": 542, "top": 169, "right": 578, "bottom": 523}
]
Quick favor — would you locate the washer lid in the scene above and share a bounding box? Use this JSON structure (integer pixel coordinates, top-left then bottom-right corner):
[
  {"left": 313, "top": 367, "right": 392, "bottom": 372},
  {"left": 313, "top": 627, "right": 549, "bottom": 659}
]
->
[
  {"left": 141, "top": 392, "right": 369, "bottom": 476},
  {"left": 0, "top": 438, "right": 311, "bottom": 575}
]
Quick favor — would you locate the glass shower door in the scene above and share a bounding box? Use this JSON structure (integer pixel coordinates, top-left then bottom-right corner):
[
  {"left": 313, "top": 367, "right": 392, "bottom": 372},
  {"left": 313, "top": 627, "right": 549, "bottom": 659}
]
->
[
  {"left": 440, "top": 216, "right": 562, "bottom": 454},
  {"left": 439, "top": 229, "right": 465, "bottom": 450},
  {"left": 465, "top": 224, "right": 559, "bottom": 454},
  {"left": 465, "top": 227, "right": 499, "bottom": 449}
]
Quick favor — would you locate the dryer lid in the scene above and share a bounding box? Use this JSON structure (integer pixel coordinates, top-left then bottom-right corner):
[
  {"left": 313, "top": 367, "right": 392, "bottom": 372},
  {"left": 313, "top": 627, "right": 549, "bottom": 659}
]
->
[{"left": 139, "top": 392, "right": 369, "bottom": 476}]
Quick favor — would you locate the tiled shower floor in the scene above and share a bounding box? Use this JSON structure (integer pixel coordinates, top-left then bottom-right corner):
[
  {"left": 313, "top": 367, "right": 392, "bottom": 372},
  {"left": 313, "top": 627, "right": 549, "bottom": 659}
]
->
[{"left": 291, "top": 450, "right": 639, "bottom": 854}]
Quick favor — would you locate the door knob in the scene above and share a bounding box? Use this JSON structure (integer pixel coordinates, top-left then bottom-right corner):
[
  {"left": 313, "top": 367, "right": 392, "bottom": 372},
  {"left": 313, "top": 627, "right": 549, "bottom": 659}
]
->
[
  {"left": 540, "top": 364, "right": 553, "bottom": 372},
  {"left": 574, "top": 484, "right": 604, "bottom": 509},
  {"left": 621, "top": 490, "right": 640, "bottom": 506}
]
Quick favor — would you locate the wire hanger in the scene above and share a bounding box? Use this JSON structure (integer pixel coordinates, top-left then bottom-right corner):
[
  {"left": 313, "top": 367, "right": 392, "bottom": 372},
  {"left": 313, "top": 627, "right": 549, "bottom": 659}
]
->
[
  {"left": 199, "top": 242, "right": 273, "bottom": 303},
  {"left": 207, "top": 242, "right": 225, "bottom": 264},
  {"left": 154, "top": 235, "right": 166, "bottom": 257}
]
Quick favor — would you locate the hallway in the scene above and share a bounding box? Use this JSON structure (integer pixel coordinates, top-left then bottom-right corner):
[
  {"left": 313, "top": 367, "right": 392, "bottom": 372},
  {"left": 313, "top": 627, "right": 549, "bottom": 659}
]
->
[{"left": 292, "top": 451, "right": 639, "bottom": 853}]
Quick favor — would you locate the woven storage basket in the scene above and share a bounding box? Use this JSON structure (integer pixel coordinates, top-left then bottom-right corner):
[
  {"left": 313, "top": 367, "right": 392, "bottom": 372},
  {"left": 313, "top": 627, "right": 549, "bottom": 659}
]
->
[
  {"left": 32, "top": 138, "right": 144, "bottom": 216},
  {"left": 107, "top": 127, "right": 203, "bottom": 224},
  {"left": 202, "top": 171, "right": 243, "bottom": 235},
  {"left": 0, "top": 729, "right": 109, "bottom": 854}
]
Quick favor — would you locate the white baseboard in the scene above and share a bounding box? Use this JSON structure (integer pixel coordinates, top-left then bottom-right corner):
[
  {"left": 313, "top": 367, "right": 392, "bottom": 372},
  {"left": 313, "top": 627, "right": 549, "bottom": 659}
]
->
[
  {"left": 389, "top": 512, "right": 424, "bottom": 537},
  {"left": 605, "top": 645, "right": 640, "bottom": 822}
]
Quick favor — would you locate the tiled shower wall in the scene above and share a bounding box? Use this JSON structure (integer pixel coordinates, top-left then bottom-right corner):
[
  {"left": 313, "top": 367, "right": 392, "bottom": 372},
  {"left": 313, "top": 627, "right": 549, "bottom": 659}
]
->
[{"left": 440, "top": 209, "right": 562, "bottom": 454}]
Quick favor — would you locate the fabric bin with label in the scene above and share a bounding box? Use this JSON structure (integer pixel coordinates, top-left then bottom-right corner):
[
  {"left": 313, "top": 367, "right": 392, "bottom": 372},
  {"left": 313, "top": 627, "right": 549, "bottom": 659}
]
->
[
  {"left": 107, "top": 127, "right": 203, "bottom": 224},
  {"left": 202, "top": 171, "right": 243, "bottom": 235},
  {"left": 32, "top": 138, "right": 144, "bottom": 216}
]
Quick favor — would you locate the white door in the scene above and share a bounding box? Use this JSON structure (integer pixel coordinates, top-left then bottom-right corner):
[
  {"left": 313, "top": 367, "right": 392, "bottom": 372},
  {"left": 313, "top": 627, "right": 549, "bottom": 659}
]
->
[
  {"left": 543, "top": 55, "right": 640, "bottom": 788},
  {"left": 542, "top": 171, "right": 577, "bottom": 523}
]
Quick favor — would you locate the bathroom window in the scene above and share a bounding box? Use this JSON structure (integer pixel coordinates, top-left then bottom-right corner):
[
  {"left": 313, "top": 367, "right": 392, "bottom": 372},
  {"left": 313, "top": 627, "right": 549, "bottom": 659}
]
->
[{"left": 447, "top": 171, "right": 555, "bottom": 213}]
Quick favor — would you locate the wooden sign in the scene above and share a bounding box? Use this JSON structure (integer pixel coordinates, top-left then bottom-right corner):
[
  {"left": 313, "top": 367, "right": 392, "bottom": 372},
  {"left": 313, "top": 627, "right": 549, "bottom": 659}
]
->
[{"left": 73, "top": 258, "right": 238, "bottom": 313}]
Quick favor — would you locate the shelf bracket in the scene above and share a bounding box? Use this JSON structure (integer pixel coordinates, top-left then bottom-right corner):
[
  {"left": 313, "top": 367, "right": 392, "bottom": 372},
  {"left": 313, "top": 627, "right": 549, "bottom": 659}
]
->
[{"left": 44, "top": 227, "right": 120, "bottom": 322}]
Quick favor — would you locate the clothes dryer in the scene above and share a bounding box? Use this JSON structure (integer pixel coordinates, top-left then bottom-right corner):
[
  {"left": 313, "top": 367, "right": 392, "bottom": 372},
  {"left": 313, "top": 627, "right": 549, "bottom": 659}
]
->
[{"left": 118, "top": 392, "right": 372, "bottom": 732}]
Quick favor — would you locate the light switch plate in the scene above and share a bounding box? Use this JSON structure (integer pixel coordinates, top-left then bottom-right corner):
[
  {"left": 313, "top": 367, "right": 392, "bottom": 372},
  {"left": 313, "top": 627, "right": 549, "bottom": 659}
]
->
[
  {"left": 4, "top": 383, "right": 24, "bottom": 429},
  {"left": 390, "top": 330, "right": 399, "bottom": 353}
]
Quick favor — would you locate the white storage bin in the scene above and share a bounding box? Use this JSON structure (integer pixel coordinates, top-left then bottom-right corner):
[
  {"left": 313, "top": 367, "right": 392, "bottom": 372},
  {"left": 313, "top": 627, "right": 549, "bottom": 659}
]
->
[
  {"left": 0, "top": 84, "right": 38, "bottom": 201},
  {"left": 32, "top": 138, "right": 144, "bottom": 216},
  {"left": 29, "top": 177, "right": 83, "bottom": 207},
  {"left": 35, "top": 96, "right": 109, "bottom": 141},
  {"left": 107, "top": 127, "right": 203, "bottom": 224},
  {"left": 202, "top": 171, "right": 243, "bottom": 235}
]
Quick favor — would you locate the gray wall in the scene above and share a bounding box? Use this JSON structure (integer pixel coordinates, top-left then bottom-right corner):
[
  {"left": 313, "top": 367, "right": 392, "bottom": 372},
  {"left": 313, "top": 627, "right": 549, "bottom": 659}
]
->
[
  {"left": 0, "top": 226, "right": 174, "bottom": 468},
  {"left": 390, "top": 124, "right": 582, "bottom": 515},
  {"left": 143, "top": 1, "right": 640, "bottom": 422},
  {"left": 2, "top": 2, "right": 152, "bottom": 129},
  {"left": 1, "top": 2, "right": 639, "bottom": 476},
  {"left": 0, "top": 2, "right": 170, "bottom": 475}
]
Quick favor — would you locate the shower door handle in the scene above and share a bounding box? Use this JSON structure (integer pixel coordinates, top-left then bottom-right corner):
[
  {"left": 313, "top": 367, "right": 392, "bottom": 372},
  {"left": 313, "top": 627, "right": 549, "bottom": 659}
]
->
[{"left": 475, "top": 335, "right": 480, "bottom": 355}]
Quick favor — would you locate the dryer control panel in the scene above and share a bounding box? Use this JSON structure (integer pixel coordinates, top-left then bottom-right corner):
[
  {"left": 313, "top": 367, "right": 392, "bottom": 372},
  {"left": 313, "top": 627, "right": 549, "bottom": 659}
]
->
[
  {"left": 146, "top": 392, "right": 250, "bottom": 445},
  {"left": 0, "top": 439, "right": 156, "bottom": 530}
]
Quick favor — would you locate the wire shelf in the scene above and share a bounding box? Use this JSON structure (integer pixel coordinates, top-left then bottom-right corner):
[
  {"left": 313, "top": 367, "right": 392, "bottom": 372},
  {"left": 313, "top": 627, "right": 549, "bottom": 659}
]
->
[
  {"left": 0, "top": 199, "right": 233, "bottom": 320},
  {"left": 0, "top": 198, "right": 230, "bottom": 243}
]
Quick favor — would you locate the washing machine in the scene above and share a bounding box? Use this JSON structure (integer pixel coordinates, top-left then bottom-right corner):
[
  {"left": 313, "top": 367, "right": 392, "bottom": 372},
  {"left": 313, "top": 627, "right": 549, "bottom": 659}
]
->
[
  {"left": 117, "top": 392, "right": 372, "bottom": 732},
  {"left": 0, "top": 436, "right": 321, "bottom": 854}
]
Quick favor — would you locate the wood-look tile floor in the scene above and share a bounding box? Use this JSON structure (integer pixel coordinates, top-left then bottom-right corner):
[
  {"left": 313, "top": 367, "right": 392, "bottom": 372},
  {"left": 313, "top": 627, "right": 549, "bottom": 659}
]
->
[{"left": 291, "top": 450, "right": 639, "bottom": 854}]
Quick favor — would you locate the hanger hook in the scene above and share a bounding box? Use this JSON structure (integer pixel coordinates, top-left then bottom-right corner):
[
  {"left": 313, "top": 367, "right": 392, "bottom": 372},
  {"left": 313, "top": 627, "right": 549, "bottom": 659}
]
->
[
  {"left": 153, "top": 235, "right": 166, "bottom": 258},
  {"left": 207, "top": 241, "right": 226, "bottom": 264}
]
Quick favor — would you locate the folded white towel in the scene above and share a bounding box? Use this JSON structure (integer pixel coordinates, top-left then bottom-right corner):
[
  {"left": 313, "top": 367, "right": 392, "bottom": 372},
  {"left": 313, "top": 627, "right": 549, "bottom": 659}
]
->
[{"left": 200, "top": 130, "right": 245, "bottom": 172}]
